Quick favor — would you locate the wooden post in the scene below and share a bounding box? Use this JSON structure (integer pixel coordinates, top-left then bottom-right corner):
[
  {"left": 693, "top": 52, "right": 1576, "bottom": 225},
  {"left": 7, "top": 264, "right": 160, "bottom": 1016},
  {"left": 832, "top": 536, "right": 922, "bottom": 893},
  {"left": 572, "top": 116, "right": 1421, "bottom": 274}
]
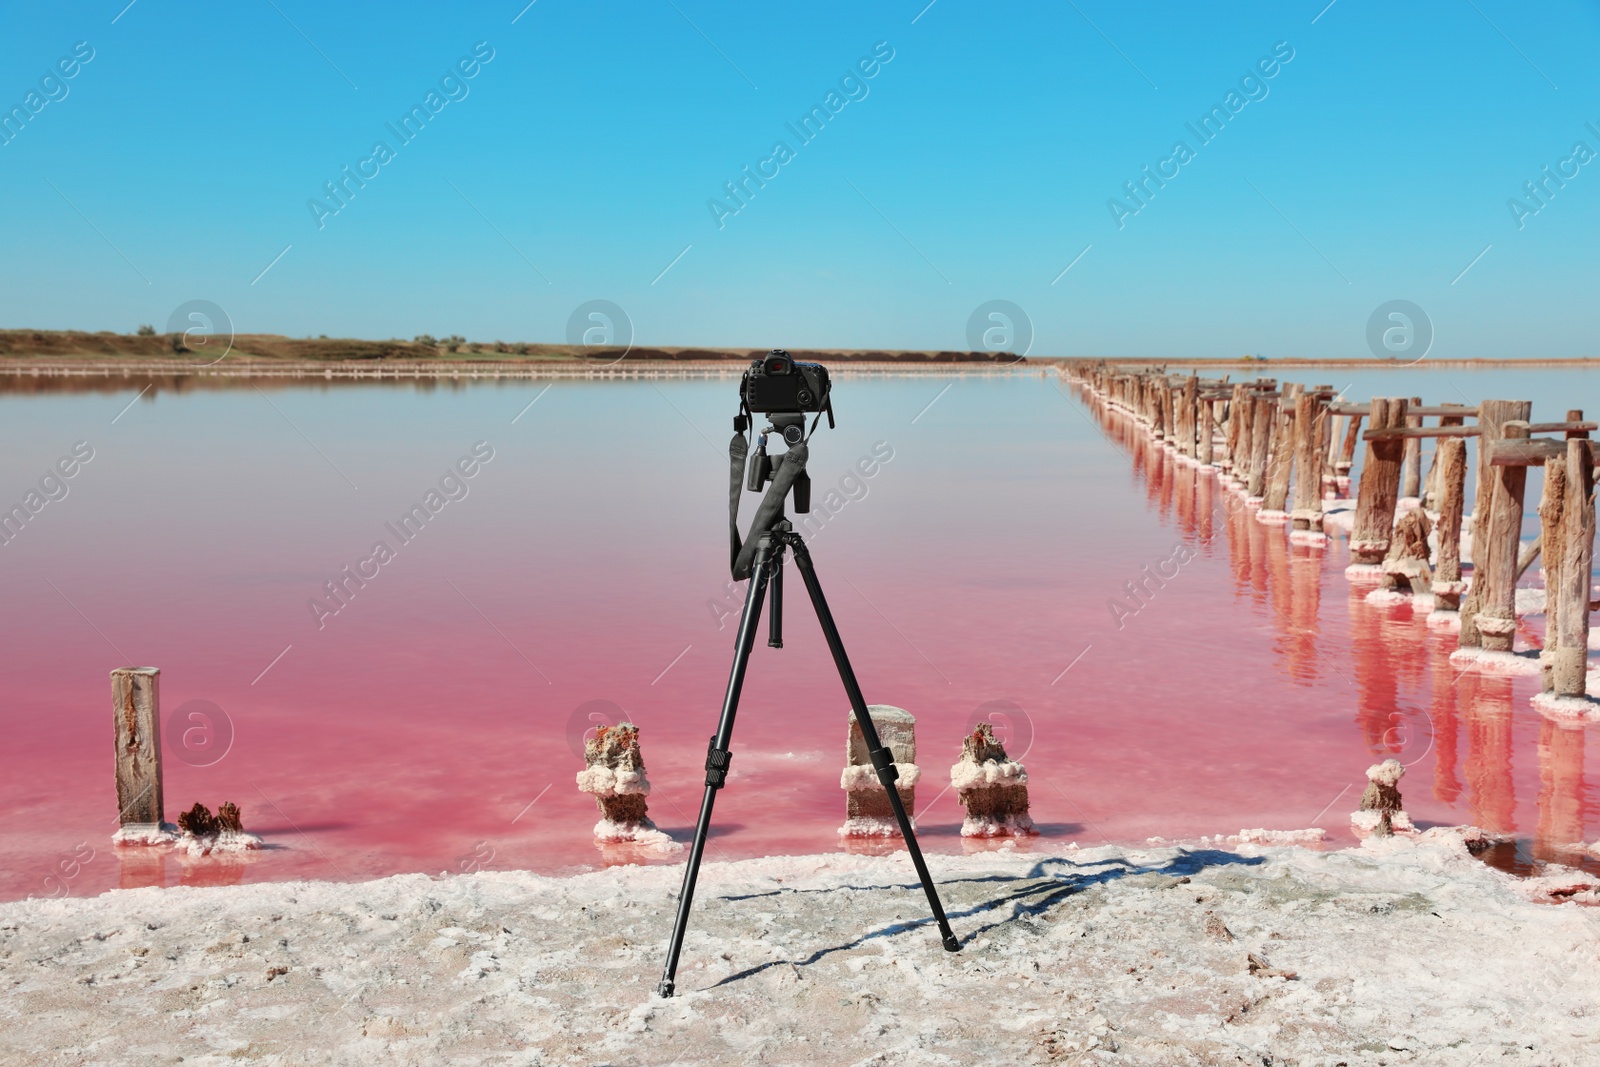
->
[
  {"left": 1338, "top": 412, "right": 1364, "bottom": 480},
  {"left": 1460, "top": 400, "right": 1533, "bottom": 649},
  {"left": 1182, "top": 375, "right": 1199, "bottom": 458},
  {"left": 1350, "top": 398, "right": 1408, "bottom": 567},
  {"left": 1233, "top": 391, "right": 1254, "bottom": 484},
  {"left": 1540, "top": 451, "right": 1568, "bottom": 692},
  {"left": 1262, "top": 389, "right": 1297, "bottom": 515},
  {"left": 1291, "top": 392, "right": 1323, "bottom": 531},
  {"left": 1224, "top": 383, "right": 1246, "bottom": 474},
  {"left": 1424, "top": 406, "right": 1468, "bottom": 510},
  {"left": 1248, "top": 396, "right": 1275, "bottom": 498},
  {"left": 1551, "top": 436, "right": 1595, "bottom": 697},
  {"left": 111, "top": 667, "right": 164, "bottom": 835},
  {"left": 1401, "top": 397, "right": 1423, "bottom": 501},
  {"left": 1475, "top": 418, "right": 1533, "bottom": 654},
  {"left": 1432, "top": 438, "right": 1468, "bottom": 613}
]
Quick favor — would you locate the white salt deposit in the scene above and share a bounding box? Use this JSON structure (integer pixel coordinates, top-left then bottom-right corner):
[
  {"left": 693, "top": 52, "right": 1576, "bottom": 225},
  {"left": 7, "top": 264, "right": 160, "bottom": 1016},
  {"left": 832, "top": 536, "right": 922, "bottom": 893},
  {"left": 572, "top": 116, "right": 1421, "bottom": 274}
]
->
[
  {"left": 1449, "top": 646, "right": 1543, "bottom": 676},
  {"left": 947, "top": 758, "right": 1024, "bottom": 791},
  {"left": 1254, "top": 509, "right": 1289, "bottom": 525},
  {"left": 575, "top": 765, "right": 650, "bottom": 797},
  {"left": 1235, "top": 828, "right": 1326, "bottom": 845},
  {"left": 1516, "top": 587, "right": 1547, "bottom": 615},
  {"left": 592, "top": 819, "right": 681, "bottom": 850},
  {"left": 840, "top": 763, "right": 922, "bottom": 790},
  {"left": 1288, "top": 529, "right": 1328, "bottom": 546},
  {"left": 960, "top": 813, "right": 1036, "bottom": 838},
  {"left": 6, "top": 835, "right": 1600, "bottom": 1064},
  {"left": 1531, "top": 691, "right": 1600, "bottom": 724},
  {"left": 1426, "top": 608, "right": 1463, "bottom": 630}
]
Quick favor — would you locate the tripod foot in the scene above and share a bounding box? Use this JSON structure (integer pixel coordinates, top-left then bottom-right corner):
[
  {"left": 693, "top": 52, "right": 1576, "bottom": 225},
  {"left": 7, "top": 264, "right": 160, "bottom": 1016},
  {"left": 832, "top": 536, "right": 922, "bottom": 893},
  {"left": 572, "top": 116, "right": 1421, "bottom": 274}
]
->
[
  {"left": 943, "top": 934, "right": 962, "bottom": 952},
  {"left": 657, "top": 979, "right": 676, "bottom": 998}
]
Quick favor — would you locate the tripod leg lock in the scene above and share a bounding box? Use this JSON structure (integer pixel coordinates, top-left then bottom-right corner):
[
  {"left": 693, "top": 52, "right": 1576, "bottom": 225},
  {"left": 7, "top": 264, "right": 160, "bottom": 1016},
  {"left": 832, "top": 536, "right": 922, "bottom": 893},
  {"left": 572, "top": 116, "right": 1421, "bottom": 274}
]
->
[
  {"left": 704, "top": 738, "right": 733, "bottom": 789},
  {"left": 868, "top": 746, "right": 899, "bottom": 785}
]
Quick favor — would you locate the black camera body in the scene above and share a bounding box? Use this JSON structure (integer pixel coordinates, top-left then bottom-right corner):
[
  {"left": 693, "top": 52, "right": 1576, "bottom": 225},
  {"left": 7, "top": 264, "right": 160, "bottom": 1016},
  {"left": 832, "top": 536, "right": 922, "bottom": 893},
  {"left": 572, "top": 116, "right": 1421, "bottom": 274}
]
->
[{"left": 742, "top": 350, "right": 830, "bottom": 413}]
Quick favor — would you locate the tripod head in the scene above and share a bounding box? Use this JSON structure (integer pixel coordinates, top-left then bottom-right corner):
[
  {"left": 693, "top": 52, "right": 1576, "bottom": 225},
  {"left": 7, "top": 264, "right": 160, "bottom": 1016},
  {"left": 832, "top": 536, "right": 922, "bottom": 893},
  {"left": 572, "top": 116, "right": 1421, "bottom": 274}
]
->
[{"left": 728, "top": 353, "right": 834, "bottom": 580}]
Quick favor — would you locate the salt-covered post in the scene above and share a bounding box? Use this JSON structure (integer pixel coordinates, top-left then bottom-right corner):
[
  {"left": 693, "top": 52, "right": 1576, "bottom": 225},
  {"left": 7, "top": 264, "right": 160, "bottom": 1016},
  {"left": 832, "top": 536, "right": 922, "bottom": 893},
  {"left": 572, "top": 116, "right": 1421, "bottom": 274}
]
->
[
  {"left": 1198, "top": 396, "right": 1215, "bottom": 467},
  {"left": 950, "top": 723, "right": 1034, "bottom": 836},
  {"left": 575, "top": 723, "right": 660, "bottom": 842},
  {"left": 1461, "top": 406, "right": 1533, "bottom": 653},
  {"left": 841, "top": 705, "right": 920, "bottom": 837},
  {"left": 1431, "top": 437, "right": 1468, "bottom": 614},
  {"left": 1352, "top": 758, "right": 1412, "bottom": 837},
  {"left": 1550, "top": 435, "right": 1595, "bottom": 697},
  {"left": 1401, "top": 397, "right": 1423, "bottom": 502},
  {"left": 1349, "top": 398, "right": 1408, "bottom": 568},
  {"left": 111, "top": 667, "right": 166, "bottom": 842}
]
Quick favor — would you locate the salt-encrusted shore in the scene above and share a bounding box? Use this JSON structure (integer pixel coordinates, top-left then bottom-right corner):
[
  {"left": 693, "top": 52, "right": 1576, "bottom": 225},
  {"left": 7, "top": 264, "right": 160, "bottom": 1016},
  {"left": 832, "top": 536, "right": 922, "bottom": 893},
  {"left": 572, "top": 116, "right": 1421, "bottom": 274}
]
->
[{"left": 3, "top": 832, "right": 1598, "bottom": 1066}]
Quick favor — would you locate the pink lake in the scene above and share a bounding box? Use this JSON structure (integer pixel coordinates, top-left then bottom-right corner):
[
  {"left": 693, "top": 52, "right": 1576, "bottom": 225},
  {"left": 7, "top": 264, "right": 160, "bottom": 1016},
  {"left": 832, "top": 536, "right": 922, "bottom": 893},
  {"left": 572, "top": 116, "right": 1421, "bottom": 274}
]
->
[{"left": 2, "top": 367, "right": 1596, "bottom": 902}]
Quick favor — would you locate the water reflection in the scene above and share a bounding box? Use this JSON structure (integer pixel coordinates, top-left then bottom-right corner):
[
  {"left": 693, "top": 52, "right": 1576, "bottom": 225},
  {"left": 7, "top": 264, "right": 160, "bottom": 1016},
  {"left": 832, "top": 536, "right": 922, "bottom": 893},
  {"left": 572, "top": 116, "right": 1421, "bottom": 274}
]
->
[{"left": 1078, "top": 377, "right": 1598, "bottom": 879}]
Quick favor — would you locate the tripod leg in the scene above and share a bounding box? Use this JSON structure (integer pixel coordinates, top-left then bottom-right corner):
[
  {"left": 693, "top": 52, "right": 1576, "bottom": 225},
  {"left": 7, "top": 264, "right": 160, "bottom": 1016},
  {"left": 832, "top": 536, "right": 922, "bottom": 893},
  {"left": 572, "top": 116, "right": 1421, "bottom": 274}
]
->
[
  {"left": 658, "top": 539, "right": 777, "bottom": 997},
  {"left": 768, "top": 555, "right": 783, "bottom": 649},
  {"left": 786, "top": 537, "right": 962, "bottom": 952}
]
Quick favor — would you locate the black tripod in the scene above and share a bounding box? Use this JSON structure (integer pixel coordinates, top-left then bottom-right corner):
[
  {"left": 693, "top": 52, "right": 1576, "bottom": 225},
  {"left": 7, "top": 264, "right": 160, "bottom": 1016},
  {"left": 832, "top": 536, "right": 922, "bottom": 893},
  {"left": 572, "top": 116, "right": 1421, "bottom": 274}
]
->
[{"left": 657, "top": 421, "right": 960, "bottom": 998}]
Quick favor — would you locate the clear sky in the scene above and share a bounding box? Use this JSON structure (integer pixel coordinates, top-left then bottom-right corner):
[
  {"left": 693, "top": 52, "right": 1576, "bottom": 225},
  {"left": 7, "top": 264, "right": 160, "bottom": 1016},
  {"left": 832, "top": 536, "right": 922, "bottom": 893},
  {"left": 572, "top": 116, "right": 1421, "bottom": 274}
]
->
[{"left": 1, "top": 0, "right": 1596, "bottom": 358}]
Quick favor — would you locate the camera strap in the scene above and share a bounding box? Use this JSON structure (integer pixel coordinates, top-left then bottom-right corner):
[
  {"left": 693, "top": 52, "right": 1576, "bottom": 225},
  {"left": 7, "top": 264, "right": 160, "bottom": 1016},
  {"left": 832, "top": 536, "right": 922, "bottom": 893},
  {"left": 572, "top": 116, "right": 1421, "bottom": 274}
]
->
[{"left": 728, "top": 433, "right": 808, "bottom": 581}]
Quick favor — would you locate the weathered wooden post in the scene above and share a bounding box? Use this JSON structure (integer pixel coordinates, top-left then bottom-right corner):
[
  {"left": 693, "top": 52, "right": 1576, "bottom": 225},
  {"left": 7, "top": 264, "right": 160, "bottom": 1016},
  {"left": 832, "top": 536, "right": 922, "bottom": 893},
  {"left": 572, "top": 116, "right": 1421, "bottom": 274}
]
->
[
  {"left": 1182, "top": 374, "right": 1199, "bottom": 458},
  {"left": 1248, "top": 394, "right": 1275, "bottom": 499},
  {"left": 1337, "top": 409, "right": 1365, "bottom": 484},
  {"left": 1349, "top": 398, "right": 1409, "bottom": 571},
  {"left": 1430, "top": 437, "right": 1468, "bottom": 618},
  {"left": 111, "top": 667, "right": 170, "bottom": 844},
  {"left": 1261, "top": 387, "right": 1297, "bottom": 519},
  {"left": 1423, "top": 405, "right": 1469, "bottom": 510},
  {"left": 841, "top": 706, "right": 920, "bottom": 837},
  {"left": 1401, "top": 397, "right": 1423, "bottom": 503},
  {"left": 1290, "top": 391, "right": 1324, "bottom": 535},
  {"left": 1459, "top": 400, "right": 1533, "bottom": 650},
  {"left": 950, "top": 723, "right": 1034, "bottom": 837},
  {"left": 1224, "top": 383, "right": 1246, "bottom": 476},
  {"left": 1539, "top": 448, "right": 1569, "bottom": 693},
  {"left": 1198, "top": 397, "right": 1215, "bottom": 467},
  {"left": 1475, "top": 418, "right": 1532, "bottom": 655},
  {"left": 1547, "top": 434, "right": 1595, "bottom": 700},
  {"left": 576, "top": 722, "right": 661, "bottom": 842}
]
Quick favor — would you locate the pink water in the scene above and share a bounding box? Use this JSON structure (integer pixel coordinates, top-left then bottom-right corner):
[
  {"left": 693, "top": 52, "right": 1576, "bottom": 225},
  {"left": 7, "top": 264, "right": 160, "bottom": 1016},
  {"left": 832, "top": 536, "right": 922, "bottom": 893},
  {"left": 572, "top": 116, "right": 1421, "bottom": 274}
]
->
[{"left": 1, "top": 370, "right": 1594, "bottom": 902}]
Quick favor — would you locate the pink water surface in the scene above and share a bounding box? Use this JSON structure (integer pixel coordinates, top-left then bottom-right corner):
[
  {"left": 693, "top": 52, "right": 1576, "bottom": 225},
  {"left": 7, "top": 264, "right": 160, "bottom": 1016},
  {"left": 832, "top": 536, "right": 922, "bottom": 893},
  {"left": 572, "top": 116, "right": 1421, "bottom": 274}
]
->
[{"left": 0, "top": 371, "right": 1593, "bottom": 902}]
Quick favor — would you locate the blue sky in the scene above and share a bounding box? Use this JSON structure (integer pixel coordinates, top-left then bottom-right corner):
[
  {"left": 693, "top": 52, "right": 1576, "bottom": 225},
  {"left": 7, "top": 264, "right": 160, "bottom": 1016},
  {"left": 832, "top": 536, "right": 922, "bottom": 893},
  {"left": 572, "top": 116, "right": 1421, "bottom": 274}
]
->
[{"left": 1, "top": 0, "right": 1596, "bottom": 358}]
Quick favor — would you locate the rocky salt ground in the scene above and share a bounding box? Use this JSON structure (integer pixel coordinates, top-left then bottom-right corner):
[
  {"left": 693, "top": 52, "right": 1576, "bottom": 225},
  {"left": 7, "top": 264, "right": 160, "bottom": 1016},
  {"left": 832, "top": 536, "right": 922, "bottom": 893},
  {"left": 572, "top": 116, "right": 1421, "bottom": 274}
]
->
[{"left": 3, "top": 832, "right": 1599, "bottom": 1066}]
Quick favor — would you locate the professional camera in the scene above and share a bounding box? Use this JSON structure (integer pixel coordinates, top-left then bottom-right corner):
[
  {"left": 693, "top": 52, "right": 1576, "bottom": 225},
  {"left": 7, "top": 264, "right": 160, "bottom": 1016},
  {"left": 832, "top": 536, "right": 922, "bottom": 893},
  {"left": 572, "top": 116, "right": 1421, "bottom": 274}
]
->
[{"left": 741, "top": 350, "right": 832, "bottom": 414}]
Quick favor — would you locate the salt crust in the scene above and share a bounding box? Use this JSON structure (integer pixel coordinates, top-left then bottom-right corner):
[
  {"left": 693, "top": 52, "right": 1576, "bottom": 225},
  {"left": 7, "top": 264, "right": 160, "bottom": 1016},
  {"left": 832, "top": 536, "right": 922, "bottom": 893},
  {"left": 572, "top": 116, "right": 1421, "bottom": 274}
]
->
[
  {"left": 960, "top": 813, "right": 1036, "bottom": 838},
  {"left": 838, "top": 815, "right": 908, "bottom": 837},
  {"left": 1426, "top": 608, "right": 1462, "bottom": 630},
  {"left": 592, "top": 818, "right": 681, "bottom": 850},
  {"left": 1288, "top": 529, "right": 1328, "bottom": 546},
  {"left": 1343, "top": 562, "right": 1386, "bottom": 581},
  {"left": 840, "top": 763, "right": 922, "bottom": 791},
  {"left": 1449, "top": 646, "right": 1542, "bottom": 676},
  {"left": 576, "top": 766, "right": 651, "bottom": 797},
  {"left": 111, "top": 823, "right": 178, "bottom": 847},
  {"left": 14, "top": 830, "right": 1600, "bottom": 1065},
  {"left": 948, "top": 759, "right": 1025, "bottom": 791},
  {"left": 1531, "top": 691, "right": 1600, "bottom": 723},
  {"left": 175, "top": 829, "right": 264, "bottom": 857},
  {"left": 1254, "top": 509, "right": 1289, "bottom": 525}
]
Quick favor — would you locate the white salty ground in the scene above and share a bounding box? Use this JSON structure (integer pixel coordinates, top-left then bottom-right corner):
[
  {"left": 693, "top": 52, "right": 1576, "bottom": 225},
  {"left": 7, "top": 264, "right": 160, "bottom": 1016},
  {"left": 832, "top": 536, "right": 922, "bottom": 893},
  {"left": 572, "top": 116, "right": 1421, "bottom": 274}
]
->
[{"left": 3, "top": 831, "right": 1598, "bottom": 1067}]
